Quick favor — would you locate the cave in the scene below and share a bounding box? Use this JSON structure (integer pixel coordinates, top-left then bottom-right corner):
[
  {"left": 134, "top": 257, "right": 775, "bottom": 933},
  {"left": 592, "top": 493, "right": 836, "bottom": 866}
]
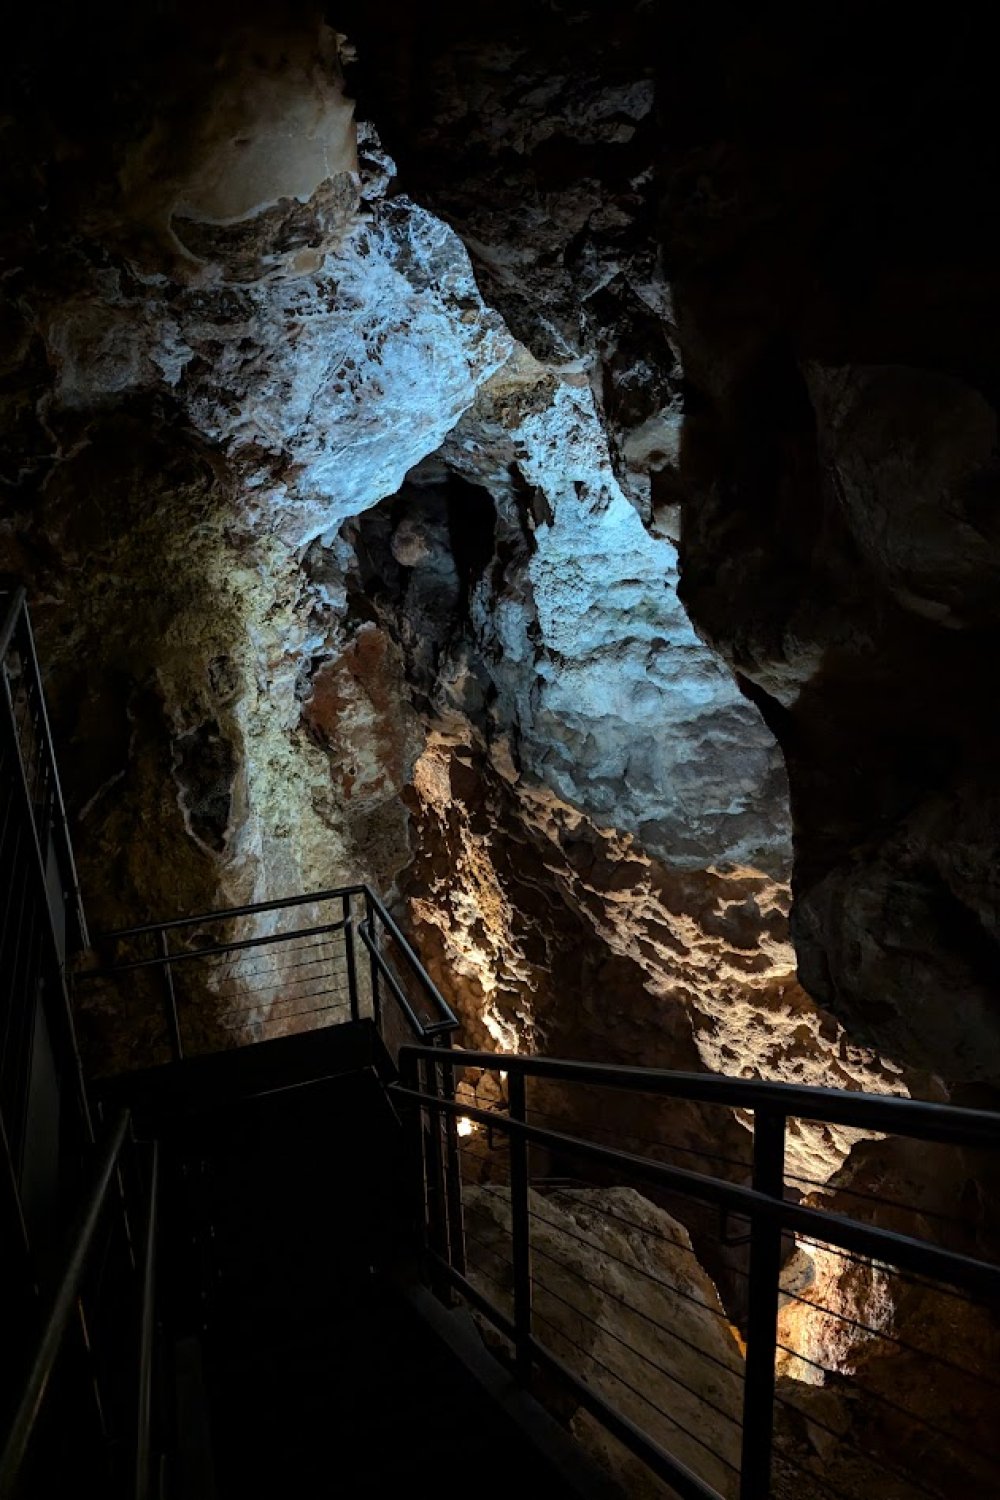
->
[{"left": 1, "top": 3, "right": 999, "bottom": 1497}]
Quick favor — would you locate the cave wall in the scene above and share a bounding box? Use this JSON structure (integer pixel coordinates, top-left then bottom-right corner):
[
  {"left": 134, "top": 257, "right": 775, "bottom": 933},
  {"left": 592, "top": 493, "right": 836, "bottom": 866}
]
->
[
  {"left": 1, "top": 2, "right": 791, "bottom": 1010},
  {"left": 333, "top": 0, "right": 1000, "bottom": 1095},
  {"left": 654, "top": 5, "right": 1000, "bottom": 1092},
  {"left": 1, "top": 6, "right": 510, "bottom": 931},
  {"left": 3, "top": 2, "right": 994, "bottom": 1109},
  {"left": 2, "top": 7, "right": 997, "bottom": 1495}
]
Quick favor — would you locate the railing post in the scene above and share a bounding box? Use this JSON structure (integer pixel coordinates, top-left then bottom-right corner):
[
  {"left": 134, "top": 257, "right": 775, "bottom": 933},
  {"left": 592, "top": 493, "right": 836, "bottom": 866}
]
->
[
  {"left": 342, "top": 893, "right": 360, "bottom": 1023},
  {"left": 364, "top": 889, "right": 382, "bottom": 1036},
  {"left": 508, "top": 1070, "right": 533, "bottom": 1380},
  {"left": 738, "top": 1108, "right": 785, "bottom": 1500},
  {"left": 439, "top": 1040, "right": 466, "bottom": 1279},
  {"left": 135, "top": 1140, "right": 160, "bottom": 1500},
  {"left": 400, "top": 1049, "right": 429, "bottom": 1256},
  {"left": 156, "top": 930, "right": 183, "bottom": 1063},
  {"left": 1, "top": 636, "right": 93, "bottom": 1145},
  {"left": 422, "top": 1054, "right": 451, "bottom": 1302}
]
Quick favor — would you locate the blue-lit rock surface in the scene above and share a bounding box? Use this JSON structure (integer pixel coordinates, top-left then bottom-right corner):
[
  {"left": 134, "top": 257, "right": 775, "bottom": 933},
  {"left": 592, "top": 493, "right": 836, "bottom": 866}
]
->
[
  {"left": 2, "top": 10, "right": 899, "bottom": 1139},
  {"left": 448, "top": 372, "right": 790, "bottom": 873},
  {"left": 36, "top": 78, "right": 789, "bottom": 887}
]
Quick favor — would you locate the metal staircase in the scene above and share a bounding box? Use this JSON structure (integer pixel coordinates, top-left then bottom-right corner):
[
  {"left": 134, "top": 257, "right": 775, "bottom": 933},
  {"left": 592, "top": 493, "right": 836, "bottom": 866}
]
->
[{"left": 3, "top": 590, "right": 1000, "bottom": 1500}]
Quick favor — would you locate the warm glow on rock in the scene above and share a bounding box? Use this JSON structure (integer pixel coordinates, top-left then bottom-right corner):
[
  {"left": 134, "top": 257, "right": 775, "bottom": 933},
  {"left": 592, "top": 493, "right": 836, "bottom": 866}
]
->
[{"left": 456, "top": 1116, "right": 475, "bottom": 1137}]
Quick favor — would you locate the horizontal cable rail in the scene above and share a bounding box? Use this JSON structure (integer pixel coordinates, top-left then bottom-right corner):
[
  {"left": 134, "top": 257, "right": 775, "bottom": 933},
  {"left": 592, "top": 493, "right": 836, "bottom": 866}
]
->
[
  {"left": 395, "top": 1046, "right": 1000, "bottom": 1500},
  {"left": 77, "top": 885, "right": 459, "bottom": 1066},
  {"left": 393, "top": 1086, "right": 1000, "bottom": 1301},
  {"left": 81, "top": 917, "right": 350, "bottom": 977}
]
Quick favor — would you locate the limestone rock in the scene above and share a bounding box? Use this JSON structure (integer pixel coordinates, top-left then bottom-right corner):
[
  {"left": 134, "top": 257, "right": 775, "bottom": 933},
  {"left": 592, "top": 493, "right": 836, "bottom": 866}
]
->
[
  {"left": 465, "top": 377, "right": 790, "bottom": 874},
  {"left": 401, "top": 729, "right": 906, "bottom": 1191},
  {"left": 465, "top": 1183, "right": 745, "bottom": 1498}
]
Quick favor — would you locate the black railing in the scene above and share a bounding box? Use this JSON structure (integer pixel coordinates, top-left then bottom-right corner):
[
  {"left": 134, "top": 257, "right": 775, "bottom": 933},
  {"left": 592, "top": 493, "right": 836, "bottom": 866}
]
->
[
  {"left": 1, "top": 588, "right": 92, "bottom": 1288},
  {"left": 394, "top": 1046, "right": 1000, "bottom": 1500},
  {"left": 0, "top": 1110, "right": 160, "bottom": 1500},
  {"left": 0, "top": 588, "right": 88, "bottom": 954},
  {"left": 78, "top": 884, "right": 459, "bottom": 1066}
]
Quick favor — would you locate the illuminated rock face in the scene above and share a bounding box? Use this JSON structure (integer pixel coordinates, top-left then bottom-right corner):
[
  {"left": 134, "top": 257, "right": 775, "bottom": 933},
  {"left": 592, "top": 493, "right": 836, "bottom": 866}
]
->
[
  {"left": 398, "top": 727, "right": 906, "bottom": 1187},
  {"left": 3, "top": 7, "right": 997, "bottom": 1101},
  {"left": 45, "top": 153, "right": 512, "bottom": 551},
  {"left": 465, "top": 1184, "right": 745, "bottom": 1498},
  {"left": 2, "top": 6, "right": 970, "bottom": 1133},
  {"left": 449, "top": 373, "right": 791, "bottom": 874},
  {"left": 3, "top": 7, "right": 789, "bottom": 933},
  {"left": 4, "top": 11, "right": 998, "bottom": 1493},
  {"left": 341, "top": 5, "right": 1000, "bottom": 1095},
  {"left": 0, "top": 7, "right": 908, "bottom": 1162},
  {"left": 3, "top": 17, "right": 511, "bottom": 924}
]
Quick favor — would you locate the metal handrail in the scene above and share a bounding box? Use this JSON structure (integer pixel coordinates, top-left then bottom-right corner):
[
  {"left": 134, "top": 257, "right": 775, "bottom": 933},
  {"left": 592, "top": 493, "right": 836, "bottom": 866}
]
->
[
  {"left": 101, "top": 884, "right": 368, "bottom": 940},
  {"left": 88, "top": 884, "right": 460, "bottom": 1053},
  {"left": 396, "top": 1076, "right": 733, "bottom": 1500},
  {"left": 0, "top": 1110, "right": 131, "bottom": 1498},
  {"left": 359, "top": 885, "right": 459, "bottom": 1038},
  {"left": 357, "top": 922, "right": 458, "bottom": 1040},
  {"left": 1, "top": 587, "right": 89, "bottom": 951},
  {"left": 357, "top": 923, "right": 429, "bottom": 1038},
  {"left": 135, "top": 1141, "right": 160, "bottom": 1500},
  {"left": 391, "top": 1084, "right": 1000, "bottom": 1297},
  {"left": 396, "top": 1048, "right": 1000, "bottom": 1500},
  {"left": 399, "top": 1043, "right": 1000, "bottom": 1145},
  {"left": 79, "top": 917, "right": 350, "bottom": 980},
  {"left": 1, "top": 588, "right": 94, "bottom": 1161},
  {"left": 0, "top": 587, "right": 27, "bottom": 661}
]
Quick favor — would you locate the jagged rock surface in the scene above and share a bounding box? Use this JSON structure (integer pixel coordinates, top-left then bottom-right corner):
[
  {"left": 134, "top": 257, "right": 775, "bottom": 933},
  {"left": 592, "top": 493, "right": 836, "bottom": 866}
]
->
[
  {"left": 465, "top": 1183, "right": 745, "bottom": 1498},
  {"left": 652, "top": 10, "right": 1000, "bottom": 1091},
  {"left": 339, "top": 0, "right": 1000, "bottom": 1095},
  {"left": 464, "top": 1181, "right": 977, "bottom": 1500},
  {"left": 2, "top": 7, "right": 996, "bottom": 1496}
]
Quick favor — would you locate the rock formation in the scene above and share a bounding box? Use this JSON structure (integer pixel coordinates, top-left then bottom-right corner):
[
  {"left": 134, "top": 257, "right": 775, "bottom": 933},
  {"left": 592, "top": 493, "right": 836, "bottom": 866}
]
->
[
  {"left": 2, "top": 4, "right": 997, "bottom": 1494},
  {"left": 466, "top": 1183, "right": 745, "bottom": 1497},
  {"left": 464, "top": 1180, "right": 997, "bottom": 1499}
]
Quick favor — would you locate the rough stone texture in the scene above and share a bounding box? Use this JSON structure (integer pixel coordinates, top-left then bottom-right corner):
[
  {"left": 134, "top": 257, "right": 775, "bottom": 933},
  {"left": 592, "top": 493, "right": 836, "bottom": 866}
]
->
[
  {"left": 400, "top": 726, "right": 908, "bottom": 1186},
  {"left": 1, "top": 3, "right": 802, "bottom": 1110},
  {"left": 334, "top": 0, "right": 1000, "bottom": 1097},
  {"left": 464, "top": 1180, "right": 980, "bottom": 1500},
  {"left": 3, "top": 1, "right": 788, "bottom": 938},
  {"left": 1, "top": 11, "right": 512, "bottom": 945},
  {"left": 338, "top": 0, "right": 792, "bottom": 875},
  {"left": 2, "top": 4, "right": 996, "bottom": 1492},
  {"left": 340, "top": 0, "right": 672, "bottom": 513},
  {"left": 649, "top": 8, "right": 1000, "bottom": 1093},
  {"left": 3, "top": 0, "right": 983, "bottom": 1221},
  {"left": 442, "top": 366, "right": 790, "bottom": 875},
  {"left": 772, "top": 1132, "right": 1000, "bottom": 1499},
  {"left": 465, "top": 1184, "right": 745, "bottom": 1498}
]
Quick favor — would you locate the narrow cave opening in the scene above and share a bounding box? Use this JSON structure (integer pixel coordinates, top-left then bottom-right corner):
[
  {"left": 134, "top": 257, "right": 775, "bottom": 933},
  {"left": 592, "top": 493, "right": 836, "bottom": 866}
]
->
[{"left": 445, "top": 473, "right": 498, "bottom": 616}]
